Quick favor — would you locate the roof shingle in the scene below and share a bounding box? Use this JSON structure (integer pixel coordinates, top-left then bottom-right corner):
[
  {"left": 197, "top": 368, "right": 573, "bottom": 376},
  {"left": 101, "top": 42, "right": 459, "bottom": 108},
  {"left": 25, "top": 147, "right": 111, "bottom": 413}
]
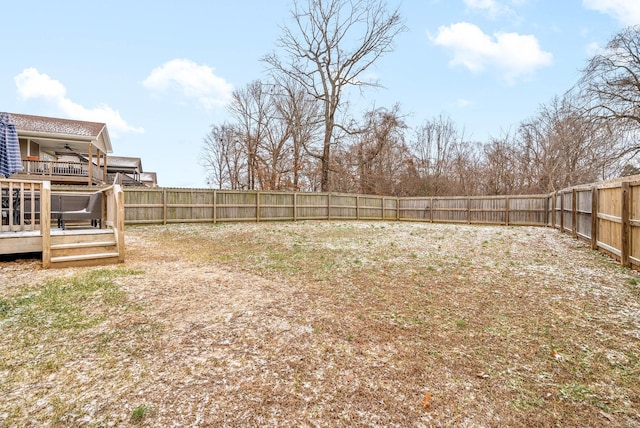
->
[{"left": 9, "top": 113, "right": 106, "bottom": 138}]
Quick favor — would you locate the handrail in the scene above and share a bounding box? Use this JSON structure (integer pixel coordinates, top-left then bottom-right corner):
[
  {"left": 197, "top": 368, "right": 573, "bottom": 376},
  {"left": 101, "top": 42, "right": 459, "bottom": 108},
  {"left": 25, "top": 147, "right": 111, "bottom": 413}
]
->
[
  {"left": 0, "top": 178, "right": 43, "bottom": 232},
  {"left": 21, "top": 159, "right": 104, "bottom": 182}
]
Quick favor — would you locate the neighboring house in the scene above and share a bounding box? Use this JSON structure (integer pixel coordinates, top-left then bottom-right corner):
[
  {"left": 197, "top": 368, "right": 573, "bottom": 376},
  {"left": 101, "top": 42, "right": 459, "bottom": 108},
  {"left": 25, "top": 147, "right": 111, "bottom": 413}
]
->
[
  {"left": 107, "top": 156, "right": 158, "bottom": 187},
  {"left": 140, "top": 171, "right": 158, "bottom": 187},
  {"left": 5, "top": 113, "right": 158, "bottom": 187},
  {"left": 9, "top": 113, "right": 112, "bottom": 186}
]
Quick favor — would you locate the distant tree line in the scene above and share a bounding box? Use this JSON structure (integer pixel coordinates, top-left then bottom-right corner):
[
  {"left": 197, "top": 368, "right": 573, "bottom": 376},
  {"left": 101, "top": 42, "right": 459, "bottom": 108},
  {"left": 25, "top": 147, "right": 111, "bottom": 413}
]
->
[{"left": 202, "top": 0, "right": 640, "bottom": 196}]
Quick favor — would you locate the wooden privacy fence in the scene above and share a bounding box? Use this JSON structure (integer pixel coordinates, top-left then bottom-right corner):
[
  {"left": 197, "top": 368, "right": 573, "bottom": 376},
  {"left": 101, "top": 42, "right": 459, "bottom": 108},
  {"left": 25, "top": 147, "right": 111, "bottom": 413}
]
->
[
  {"left": 120, "top": 180, "right": 640, "bottom": 269},
  {"left": 123, "top": 188, "right": 549, "bottom": 227},
  {"left": 549, "top": 179, "right": 640, "bottom": 269}
]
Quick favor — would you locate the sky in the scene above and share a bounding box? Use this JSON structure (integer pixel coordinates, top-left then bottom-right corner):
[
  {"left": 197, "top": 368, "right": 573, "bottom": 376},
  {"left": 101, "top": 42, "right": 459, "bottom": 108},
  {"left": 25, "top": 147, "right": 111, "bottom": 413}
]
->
[{"left": 2, "top": 0, "right": 640, "bottom": 188}]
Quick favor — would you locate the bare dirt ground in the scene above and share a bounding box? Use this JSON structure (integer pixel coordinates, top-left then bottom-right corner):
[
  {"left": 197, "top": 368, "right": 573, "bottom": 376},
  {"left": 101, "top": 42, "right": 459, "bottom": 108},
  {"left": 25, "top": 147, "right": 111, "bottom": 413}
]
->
[{"left": 1, "top": 221, "right": 639, "bottom": 427}]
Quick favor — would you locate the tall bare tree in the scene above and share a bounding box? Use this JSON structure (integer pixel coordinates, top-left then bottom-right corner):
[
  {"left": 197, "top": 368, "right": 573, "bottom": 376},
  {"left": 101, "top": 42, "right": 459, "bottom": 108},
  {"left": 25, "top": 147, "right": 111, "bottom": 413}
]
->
[
  {"left": 202, "top": 123, "right": 247, "bottom": 189},
  {"left": 228, "top": 81, "right": 272, "bottom": 190},
  {"left": 202, "top": 123, "right": 233, "bottom": 189},
  {"left": 263, "top": 0, "right": 406, "bottom": 191},
  {"left": 410, "top": 114, "right": 461, "bottom": 196},
  {"left": 272, "top": 78, "right": 322, "bottom": 190},
  {"left": 481, "top": 133, "right": 520, "bottom": 195},
  {"left": 517, "top": 95, "right": 617, "bottom": 193},
  {"left": 577, "top": 25, "right": 640, "bottom": 156},
  {"left": 354, "top": 104, "right": 407, "bottom": 195}
]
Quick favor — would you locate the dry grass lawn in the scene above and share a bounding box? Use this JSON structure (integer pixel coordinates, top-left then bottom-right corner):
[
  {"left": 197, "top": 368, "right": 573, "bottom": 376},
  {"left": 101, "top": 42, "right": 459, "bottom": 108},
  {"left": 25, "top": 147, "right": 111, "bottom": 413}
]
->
[{"left": 1, "top": 221, "right": 639, "bottom": 427}]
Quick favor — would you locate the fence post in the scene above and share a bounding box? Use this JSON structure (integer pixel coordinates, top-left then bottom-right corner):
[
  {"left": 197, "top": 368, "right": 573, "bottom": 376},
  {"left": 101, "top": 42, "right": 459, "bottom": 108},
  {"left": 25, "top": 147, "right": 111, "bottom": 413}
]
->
[
  {"left": 467, "top": 197, "right": 471, "bottom": 224},
  {"left": 213, "top": 190, "right": 217, "bottom": 224},
  {"left": 591, "top": 187, "right": 597, "bottom": 250},
  {"left": 621, "top": 181, "right": 630, "bottom": 267},
  {"left": 256, "top": 191, "right": 260, "bottom": 222},
  {"left": 544, "top": 194, "right": 550, "bottom": 227},
  {"left": 572, "top": 188, "right": 577, "bottom": 238},
  {"left": 163, "top": 188, "right": 167, "bottom": 225},
  {"left": 356, "top": 195, "right": 360, "bottom": 220},
  {"left": 293, "top": 192, "right": 298, "bottom": 222},
  {"left": 551, "top": 192, "right": 556, "bottom": 228},
  {"left": 505, "top": 196, "right": 510, "bottom": 226},
  {"left": 327, "top": 193, "right": 331, "bottom": 220},
  {"left": 396, "top": 196, "right": 400, "bottom": 221},
  {"left": 382, "top": 197, "right": 387, "bottom": 220},
  {"left": 559, "top": 191, "right": 564, "bottom": 233},
  {"left": 430, "top": 197, "right": 434, "bottom": 223}
]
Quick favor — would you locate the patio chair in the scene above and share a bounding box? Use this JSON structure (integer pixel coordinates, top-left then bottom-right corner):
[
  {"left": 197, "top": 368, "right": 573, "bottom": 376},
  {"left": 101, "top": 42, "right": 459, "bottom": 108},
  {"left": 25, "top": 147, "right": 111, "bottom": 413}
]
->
[{"left": 52, "top": 191, "right": 103, "bottom": 229}]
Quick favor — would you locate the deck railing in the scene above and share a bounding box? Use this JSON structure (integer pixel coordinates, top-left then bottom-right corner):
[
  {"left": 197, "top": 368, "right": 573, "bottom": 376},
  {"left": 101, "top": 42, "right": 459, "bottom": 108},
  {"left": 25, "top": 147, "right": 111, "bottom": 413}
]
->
[
  {"left": 1, "top": 179, "right": 46, "bottom": 232},
  {"left": 21, "top": 159, "right": 104, "bottom": 182}
]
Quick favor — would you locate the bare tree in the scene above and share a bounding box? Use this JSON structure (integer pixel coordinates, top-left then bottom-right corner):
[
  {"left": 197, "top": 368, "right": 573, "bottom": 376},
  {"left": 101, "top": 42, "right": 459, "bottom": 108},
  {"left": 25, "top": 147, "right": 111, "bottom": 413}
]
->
[
  {"left": 353, "top": 104, "right": 407, "bottom": 195},
  {"left": 481, "top": 132, "right": 520, "bottom": 195},
  {"left": 228, "top": 81, "right": 272, "bottom": 190},
  {"left": 448, "top": 140, "right": 482, "bottom": 196},
  {"left": 263, "top": 0, "right": 406, "bottom": 191},
  {"left": 517, "top": 95, "right": 617, "bottom": 193},
  {"left": 202, "top": 123, "right": 234, "bottom": 189},
  {"left": 272, "top": 78, "right": 323, "bottom": 190},
  {"left": 410, "top": 114, "right": 461, "bottom": 196},
  {"left": 202, "top": 123, "right": 248, "bottom": 190},
  {"left": 577, "top": 25, "right": 640, "bottom": 155}
]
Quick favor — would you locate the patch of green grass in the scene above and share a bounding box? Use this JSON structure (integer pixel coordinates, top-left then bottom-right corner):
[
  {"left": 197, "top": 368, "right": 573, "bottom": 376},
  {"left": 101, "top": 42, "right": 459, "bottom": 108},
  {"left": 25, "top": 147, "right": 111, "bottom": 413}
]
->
[
  {"left": 1, "top": 268, "right": 141, "bottom": 330},
  {"left": 455, "top": 319, "right": 468, "bottom": 329},
  {"left": 509, "top": 395, "right": 544, "bottom": 410},
  {"left": 0, "top": 298, "right": 10, "bottom": 315},
  {"left": 628, "top": 278, "right": 638, "bottom": 286},
  {"left": 130, "top": 405, "right": 153, "bottom": 423},
  {"left": 559, "top": 382, "right": 594, "bottom": 402}
]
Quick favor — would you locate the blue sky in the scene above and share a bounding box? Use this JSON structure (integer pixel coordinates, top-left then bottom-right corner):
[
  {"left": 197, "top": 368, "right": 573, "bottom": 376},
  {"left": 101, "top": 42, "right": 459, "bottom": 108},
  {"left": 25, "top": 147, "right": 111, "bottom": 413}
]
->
[{"left": 2, "top": 0, "right": 639, "bottom": 188}]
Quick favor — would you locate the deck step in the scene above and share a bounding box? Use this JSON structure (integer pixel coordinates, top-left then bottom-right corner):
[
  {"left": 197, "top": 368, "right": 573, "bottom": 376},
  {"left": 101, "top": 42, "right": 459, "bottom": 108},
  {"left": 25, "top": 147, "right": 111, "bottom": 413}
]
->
[
  {"left": 51, "top": 241, "right": 117, "bottom": 250},
  {"left": 51, "top": 252, "right": 121, "bottom": 264}
]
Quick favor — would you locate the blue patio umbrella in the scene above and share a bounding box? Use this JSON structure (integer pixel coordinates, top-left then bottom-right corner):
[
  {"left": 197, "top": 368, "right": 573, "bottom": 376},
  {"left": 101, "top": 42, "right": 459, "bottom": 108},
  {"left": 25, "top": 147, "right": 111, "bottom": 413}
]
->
[{"left": 0, "top": 112, "right": 23, "bottom": 178}]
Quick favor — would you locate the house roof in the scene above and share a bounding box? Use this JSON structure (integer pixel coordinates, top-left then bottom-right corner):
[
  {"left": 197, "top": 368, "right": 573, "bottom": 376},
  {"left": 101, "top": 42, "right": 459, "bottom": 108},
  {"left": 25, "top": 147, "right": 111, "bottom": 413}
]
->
[
  {"left": 107, "top": 156, "right": 143, "bottom": 171},
  {"left": 9, "top": 112, "right": 113, "bottom": 154},
  {"left": 140, "top": 172, "right": 158, "bottom": 186}
]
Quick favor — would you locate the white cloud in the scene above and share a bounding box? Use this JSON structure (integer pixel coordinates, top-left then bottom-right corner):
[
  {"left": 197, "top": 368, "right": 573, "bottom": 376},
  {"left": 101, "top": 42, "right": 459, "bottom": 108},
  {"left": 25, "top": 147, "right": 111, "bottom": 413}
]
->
[
  {"left": 464, "top": 0, "right": 513, "bottom": 19},
  {"left": 142, "top": 59, "right": 233, "bottom": 109},
  {"left": 430, "top": 22, "right": 553, "bottom": 83},
  {"left": 14, "top": 67, "right": 143, "bottom": 136},
  {"left": 456, "top": 98, "right": 473, "bottom": 107},
  {"left": 585, "top": 41, "right": 601, "bottom": 56},
  {"left": 583, "top": 0, "right": 640, "bottom": 26}
]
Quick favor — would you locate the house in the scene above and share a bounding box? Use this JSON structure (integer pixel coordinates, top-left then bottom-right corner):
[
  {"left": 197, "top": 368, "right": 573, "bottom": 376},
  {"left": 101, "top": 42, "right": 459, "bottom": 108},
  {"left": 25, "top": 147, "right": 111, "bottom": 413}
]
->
[
  {"left": 140, "top": 171, "right": 158, "bottom": 187},
  {"left": 5, "top": 113, "right": 158, "bottom": 187},
  {"left": 106, "top": 156, "right": 158, "bottom": 187},
  {"left": 9, "top": 113, "right": 112, "bottom": 186},
  {"left": 1, "top": 113, "right": 133, "bottom": 268}
]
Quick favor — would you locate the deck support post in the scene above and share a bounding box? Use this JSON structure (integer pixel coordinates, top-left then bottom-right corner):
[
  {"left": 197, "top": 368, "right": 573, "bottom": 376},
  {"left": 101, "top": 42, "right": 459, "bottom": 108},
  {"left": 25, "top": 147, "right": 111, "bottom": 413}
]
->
[{"left": 41, "top": 182, "right": 51, "bottom": 268}]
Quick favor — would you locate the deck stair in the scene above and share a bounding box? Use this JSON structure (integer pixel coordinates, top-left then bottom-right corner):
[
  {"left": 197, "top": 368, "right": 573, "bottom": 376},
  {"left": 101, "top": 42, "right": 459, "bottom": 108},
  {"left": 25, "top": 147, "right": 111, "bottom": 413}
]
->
[{"left": 49, "top": 229, "right": 120, "bottom": 268}]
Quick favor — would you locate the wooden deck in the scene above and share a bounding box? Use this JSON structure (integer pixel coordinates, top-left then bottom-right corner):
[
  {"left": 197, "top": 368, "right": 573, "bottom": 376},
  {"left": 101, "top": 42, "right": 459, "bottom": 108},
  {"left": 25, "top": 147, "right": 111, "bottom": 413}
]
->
[
  {"left": 12, "top": 159, "right": 105, "bottom": 186},
  {"left": 0, "top": 179, "right": 124, "bottom": 268}
]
